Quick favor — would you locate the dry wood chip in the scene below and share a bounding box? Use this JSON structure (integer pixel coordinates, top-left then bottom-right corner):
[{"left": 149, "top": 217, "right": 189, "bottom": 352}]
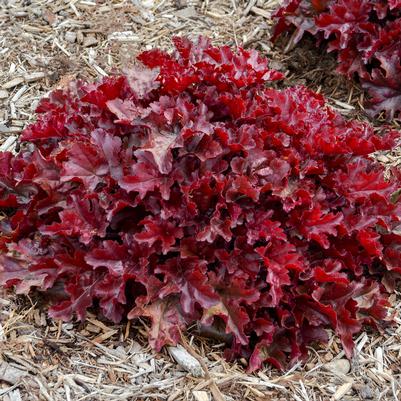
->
[
  {"left": 2, "top": 77, "right": 24, "bottom": 89},
  {"left": 166, "top": 389, "right": 183, "bottom": 401},
  {"left": 0, "top": 89, "right": 8, "bottom": 99},
  {"left": 65, "top": 31, "right": 77, "bottom": 43},
  {"left": 34, "top": 377, "right": 52, "bottom": 401},
  {"left": 250, "top": 6, "right": 271, "bottom": 19},
  {"left": 54, "top": 38, "right": 72, "bottom": 56},
  {"left": 86, "top": 317, "right": 112, "bottom": 332},
  {"left": 85, "top": 323, "right": 101, "bottom": 334},
  {"left": 77, "top": 30, "right": 84, "bottom": 44},
  {"left": 242, "top": 0, "right": 257, "bottom": 16},
  {"left": 168, "top": 345, "right": 204, "bottom": 377},
  {"left": 21, "top": 24, "right": 52, "bottom": 33},
  {"left": 331, "top": 98, "right": 355, "bottom": 110},
  {"left": 356, "top": 332, "right": 369, "bottom": 353},
  {"left": 356, "top": 384, "right": 375, "bottom": 399},
  {"left": 42, "top": 9, "right": 57, "bottom": 25},
  {"left": 0, "top": 125, "right": 21, "bottom": 135},
  {"left": 366, "top": 369, "right": 386, "bottom": 385},
  {"left": 11, "top": 85, "right": 27, "bottom": 103},
  {"left": 333, "top": 381, "right": 354, "bottom": 400},
  {"left": 9, "top": 10, "right": 28, "bottom": 17},
  {"left": 175, "top": 6, "right": 197, "bottom": 18},
  {"left": 92, "top": 329, "right": 118, "bottom": 343},
  {"left": 324, "top": 359, "right": 351, "bottom": 375},
  {"left": 92, "top": 64, "right": 108, "bottom": 77},
  {"left": 83, "top": 34, "right": 98, "bottom": 47},
  {"left": 0, "top": 362, "right": 27, "bottom": 384},
  {"left": 24, "top": 72, "right": 47, "bottom": 82},
  {"left": 192, "top": 390, "right": 210, "bottom": 401},
  {"left": 374, "top": 347, "right": 384, "bottom": 373},
  {"left": 246, "top": 385, "right": 265, "bottom": 398},
  {"left": 108, "top": 31, "right": 140, "bottom": 42},
  {"left": 80, "top": 0, "right": 97, "bottom": 5},
  {"left": 9, "top": 389, "right": 22, "bottom": 401}
]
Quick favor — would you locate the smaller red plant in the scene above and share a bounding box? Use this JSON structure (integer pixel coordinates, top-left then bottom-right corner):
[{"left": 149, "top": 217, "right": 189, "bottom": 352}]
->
[{"left": 273, "top": 0, "right": 401, "bottom": 120}]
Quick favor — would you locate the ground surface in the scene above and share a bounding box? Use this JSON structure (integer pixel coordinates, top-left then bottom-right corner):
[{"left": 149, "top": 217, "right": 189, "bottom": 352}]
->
[{"left": 0, "top": 1, "right": 400, "bottom": 400}]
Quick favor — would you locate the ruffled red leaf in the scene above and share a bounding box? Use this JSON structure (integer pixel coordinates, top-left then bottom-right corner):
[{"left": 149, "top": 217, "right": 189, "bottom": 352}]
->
[
  {"left": 273, "top": 0, "right": 401, "bottom": 119},
  {"left": 128, "top": 298, "right": 186, "bottom": 351}
]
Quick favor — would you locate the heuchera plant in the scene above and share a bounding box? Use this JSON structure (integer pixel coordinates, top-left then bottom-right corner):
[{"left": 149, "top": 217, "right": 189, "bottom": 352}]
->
[
  {"left": 273, "top": 0, "right": 401, "bottom": 120},
  {"left": 1, "top": 37, "right": 401, "bottom": 370}
]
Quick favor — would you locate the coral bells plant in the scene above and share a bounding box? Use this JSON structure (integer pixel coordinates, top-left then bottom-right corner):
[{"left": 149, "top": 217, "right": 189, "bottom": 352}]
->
[
  {"left": 273, "top": 0, "right": 401, "bottom": 120},
  {"left": 1, "top": 37, "right": 401, "bottom": 370}
]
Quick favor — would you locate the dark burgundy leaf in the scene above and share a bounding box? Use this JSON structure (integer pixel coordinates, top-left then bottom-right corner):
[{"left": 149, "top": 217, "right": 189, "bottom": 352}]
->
[
  {"left": 128, "top": 298, "right": 186, "bottom": 351},
  {"left": 273, "top": 0, "right": 401, "bottom": 119},
  {"left": 106, "top": 98, "right": 140, "bottom": 124},
  {"left": 135, "top": 217, "right": 184, "bottom": 254},
  {"left": 61, "top": 142, "right": 109, "bottom": 191},
  {"left": 85, "top": 241, "right": 129, "bottom": 275}
]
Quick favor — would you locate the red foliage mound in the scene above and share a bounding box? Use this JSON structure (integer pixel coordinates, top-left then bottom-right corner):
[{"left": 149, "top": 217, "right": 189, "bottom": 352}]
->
[
  {"left": 1, "top": 37, "right": 400, "bottom": 370},
  {"left": 273, "top": 0, "right": 401, "bottom": 120}
]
